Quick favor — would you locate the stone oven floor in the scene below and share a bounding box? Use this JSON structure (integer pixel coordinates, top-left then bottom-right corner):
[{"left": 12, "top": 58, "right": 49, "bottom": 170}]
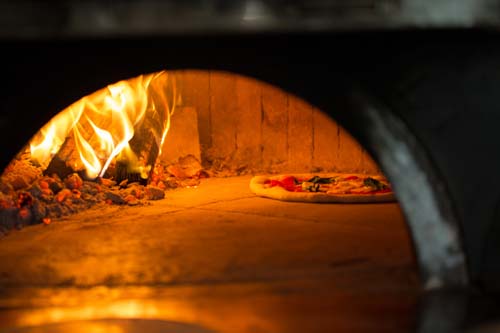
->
[{"left": 0, "top": 176, "right": 420, "bottom": 333}]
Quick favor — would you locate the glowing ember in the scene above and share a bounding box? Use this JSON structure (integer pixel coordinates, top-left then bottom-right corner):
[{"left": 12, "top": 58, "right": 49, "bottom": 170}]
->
[{"left": 29, "top": 71, "right": 177, "bottom": 179}]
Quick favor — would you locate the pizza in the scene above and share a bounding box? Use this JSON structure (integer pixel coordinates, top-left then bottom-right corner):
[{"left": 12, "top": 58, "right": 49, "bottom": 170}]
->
[{"left": 249, "top": 173, "right": 395, "bottom": 203}]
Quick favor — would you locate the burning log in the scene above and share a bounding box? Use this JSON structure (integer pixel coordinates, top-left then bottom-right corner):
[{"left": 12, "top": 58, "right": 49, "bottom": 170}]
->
[
  {"left": 44, "top": 156, "right": 75, "bottom": 180},
  {"left": 43, "top": 129, "right": 90, "bottom": 180},
  {"left": 112, "top": 71, "right": 178, "bottom": 184},
  {"left": 113, "top": 127, "right": 159, "bottom": 184},
  {"left": 29, "top": 71, "right": 179, "bottom": 186},
  {"left": 111, "top": 94, "right": 167, "bottom": 184},
  {"left": 25, "top": 71, "right": 173, "bottom": 182}
]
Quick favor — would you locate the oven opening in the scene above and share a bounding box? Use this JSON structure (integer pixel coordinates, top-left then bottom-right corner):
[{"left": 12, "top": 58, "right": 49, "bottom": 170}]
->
[{"left": 0, "top": 70, "right": 459, "bottom": 332}]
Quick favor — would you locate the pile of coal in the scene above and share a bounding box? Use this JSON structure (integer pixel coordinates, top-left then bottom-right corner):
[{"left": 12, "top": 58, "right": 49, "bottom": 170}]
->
[
  {"left": 0, "top": 157, "right": 165, "bottom": 235},
  {"left": 0, "top": 154, "right": 211, "bottom": 236}
]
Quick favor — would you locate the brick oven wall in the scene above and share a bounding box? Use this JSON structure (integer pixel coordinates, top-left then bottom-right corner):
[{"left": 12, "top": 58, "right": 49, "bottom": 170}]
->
[{"left": 163, "top": 70, "right": 380, "bottom": 175}]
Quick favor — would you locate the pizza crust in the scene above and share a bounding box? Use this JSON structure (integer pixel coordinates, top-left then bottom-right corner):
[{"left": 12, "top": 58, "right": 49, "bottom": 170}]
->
[{"left": 249, "top": 174, "right": 396, "bottom": 203}]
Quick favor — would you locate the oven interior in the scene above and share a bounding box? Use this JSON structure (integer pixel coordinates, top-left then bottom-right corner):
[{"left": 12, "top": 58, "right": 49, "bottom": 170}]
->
[{"left": 0, "top": 68, "right": 423, "bottom": 332}]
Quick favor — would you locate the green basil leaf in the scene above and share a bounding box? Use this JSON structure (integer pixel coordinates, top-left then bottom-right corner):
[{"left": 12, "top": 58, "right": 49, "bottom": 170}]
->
[
  {"left": 307, "top": 176, "right": 333, "bottom": 184},
  {"left": 363, "top": 177, "right": 388, "bottom": 190}
]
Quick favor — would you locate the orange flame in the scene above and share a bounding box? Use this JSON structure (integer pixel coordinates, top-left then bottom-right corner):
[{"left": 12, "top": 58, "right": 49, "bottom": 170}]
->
[
  {"left": 29, "top": 71, "right": 177, "bottom": 179},
  {"left": 29, "top": 106, "right": 82, "bottom": 168}
]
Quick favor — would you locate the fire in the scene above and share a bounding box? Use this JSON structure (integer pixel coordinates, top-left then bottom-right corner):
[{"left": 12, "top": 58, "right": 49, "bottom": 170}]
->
[
  {"left": 29, "top": 106, "right": 82, "bottom": 168},
  {"left": 28, "top": 71, "right": 177, "bottom": 179}
]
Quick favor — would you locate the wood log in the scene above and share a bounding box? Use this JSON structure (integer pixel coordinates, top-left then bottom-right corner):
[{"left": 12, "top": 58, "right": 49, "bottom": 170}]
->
[
  {"left": 44, "top": 136, "right": 84, "bottom": 179},
  {"left": 113, "top": 136, "right": 159, "bottom": 185},
  {"left": 43, "top": 73, "right": 176, "bottom": 183},
  {"left": 113, "top": 75, "right": 174, "bottom": 183}
]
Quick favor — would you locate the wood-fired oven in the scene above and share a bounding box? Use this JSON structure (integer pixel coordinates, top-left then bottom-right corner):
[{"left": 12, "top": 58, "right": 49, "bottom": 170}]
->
[{"left": 1, "top": 1, "right": 500, "bottom": 332}]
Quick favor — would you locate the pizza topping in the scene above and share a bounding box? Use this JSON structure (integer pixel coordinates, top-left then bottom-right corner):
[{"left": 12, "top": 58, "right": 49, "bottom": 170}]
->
[
  {"left": 307, "top": 176, "right": 336, "bottom": 184},
  {"left": 301, "top": 181, "right": 320, "bottom": 192},
  {"left": 265, "top": 176, "right": 302, "bottom": 192},
  {"left": 263, "top": 174, "right": 392, "bottom": 196},
  {"left": 363, "top": 177, "right": 389, "bottom": 191},
  {"left": 327, "top": 182, "right": 355, "bottom": 194},
  {"left": 301, "top": 176, "right": 337, "bottom": 192}
]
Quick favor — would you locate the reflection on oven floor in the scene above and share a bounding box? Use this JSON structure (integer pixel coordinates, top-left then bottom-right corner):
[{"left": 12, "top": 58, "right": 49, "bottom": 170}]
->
[
  {"left": 0, "top": 176, "right": 419, "bottom": 333},
  {"left": 2, "top": 318, "right": 214, "bottom": 333}
]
